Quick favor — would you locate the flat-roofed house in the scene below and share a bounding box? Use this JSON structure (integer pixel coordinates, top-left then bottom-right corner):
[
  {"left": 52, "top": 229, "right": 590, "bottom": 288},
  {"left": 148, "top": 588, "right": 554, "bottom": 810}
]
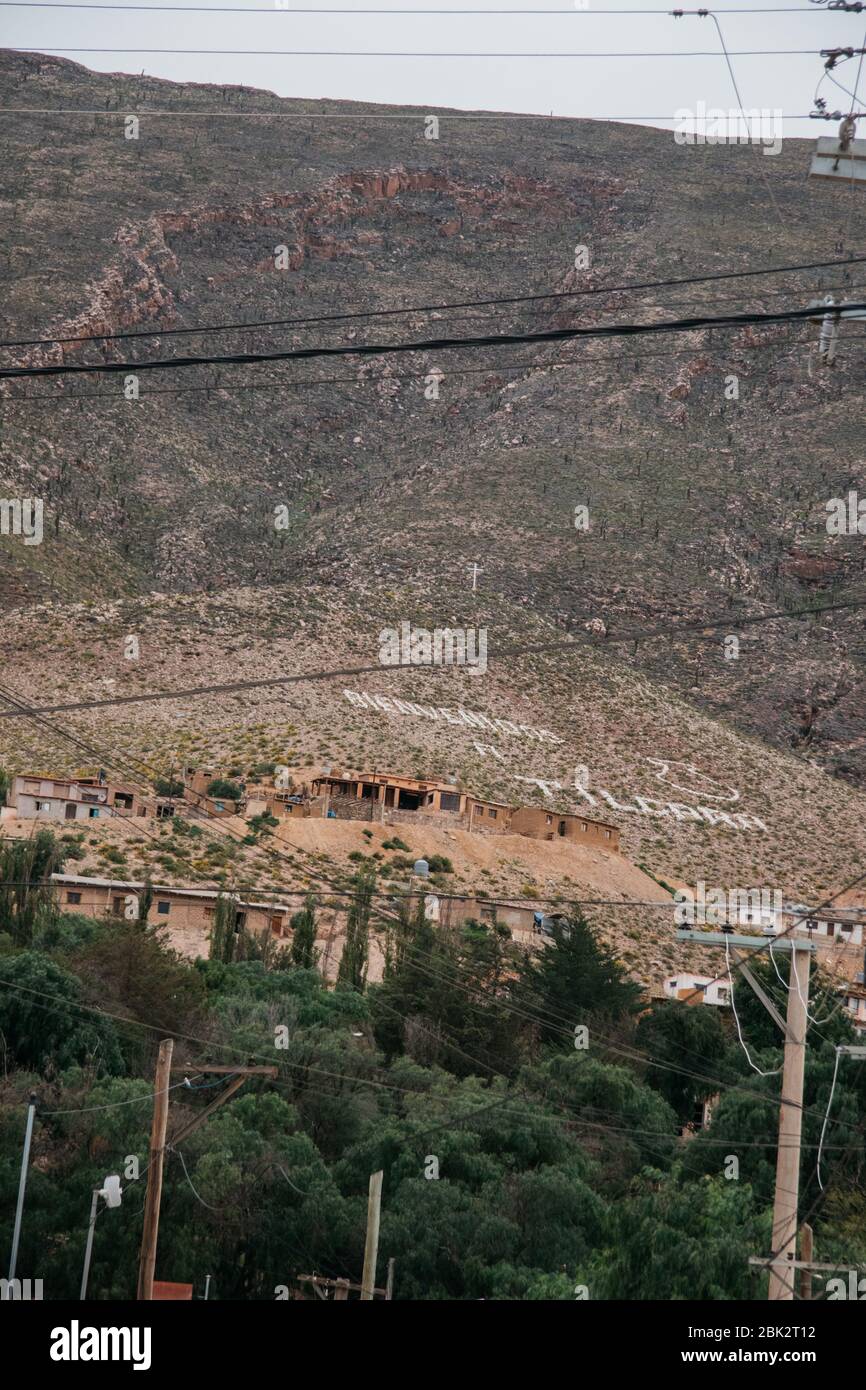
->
[
  {"left": 52, "top": 873, "right": 294, "bottom": 959},
  {"left": 5, "top": 773, "right": 146, "bottom": 822},
  {"left": 663, "top": 972, "right": 732, "bottom": 1007},
  {"left": 509, "top": 806, "right": 621, "bottom": 852}
]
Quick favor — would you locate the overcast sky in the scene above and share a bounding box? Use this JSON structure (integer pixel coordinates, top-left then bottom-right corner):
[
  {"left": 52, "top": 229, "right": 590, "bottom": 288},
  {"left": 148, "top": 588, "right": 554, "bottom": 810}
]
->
[{"left": 4, "top": 0, "right": 866, "bottom": 131}]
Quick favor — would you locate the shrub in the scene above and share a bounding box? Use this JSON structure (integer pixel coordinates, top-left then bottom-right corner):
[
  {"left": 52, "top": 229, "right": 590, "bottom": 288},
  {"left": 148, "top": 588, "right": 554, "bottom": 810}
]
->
[{"left": 207, "top": 778, "right": 243, "bottom": 801}]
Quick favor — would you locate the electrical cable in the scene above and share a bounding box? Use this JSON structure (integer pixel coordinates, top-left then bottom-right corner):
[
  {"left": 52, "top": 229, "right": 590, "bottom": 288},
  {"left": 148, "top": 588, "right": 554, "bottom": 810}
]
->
[
  {"left": 5, "top": 251, "right": 862, "bottom": 349},
  {"left": 6, "top": 299, "right": 864, "bottom": 381}
]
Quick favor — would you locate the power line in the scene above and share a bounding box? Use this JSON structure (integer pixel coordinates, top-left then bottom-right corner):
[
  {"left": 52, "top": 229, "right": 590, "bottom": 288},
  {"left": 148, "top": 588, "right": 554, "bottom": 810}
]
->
[
  {"left": 0, "top": 2, "right": 828, "bottom": 10},
  {"left": 5, "top": 252, "right": 860, "bottom": 350},
  {"left": 0, "top": 106, "right": 831, "bottom": 117},
  {"left": 0, "top": 593, "right": 863, "bottom": 719},
  {"left": 5, "top": 44, "right": 819, "bottom": 54},
  {"left": 0, "top": 328, "right": 828, "bottom": 408},
  {"left": 5, "top": 300, "right": 865, "bottom": 380}
]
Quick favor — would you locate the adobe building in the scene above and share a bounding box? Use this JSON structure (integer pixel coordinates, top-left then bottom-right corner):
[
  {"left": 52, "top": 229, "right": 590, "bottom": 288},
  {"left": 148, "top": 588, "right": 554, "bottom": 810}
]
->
[
  {"left": 52, "top": 873, "right": 296, "bottom": 959},
  {"left": 310, "top": 770, "right": 490, "bottom": 817},
  {"left": 181, "top": 767, "right": 246, "bottom": 818},
  {"left": 261, "top": 767, "right": 620, "bottom": 846},
  {"left": 4, "top": 772, "right": 147, "bottom": 823},
  {"left": 509, "top": 806, "right": 621, "bottom": 852}
]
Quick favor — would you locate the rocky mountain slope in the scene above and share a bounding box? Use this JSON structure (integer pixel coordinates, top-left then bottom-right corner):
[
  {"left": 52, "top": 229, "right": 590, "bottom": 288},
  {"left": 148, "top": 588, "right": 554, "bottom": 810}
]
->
[{"left": 0, "top": 50, "right": 864, "bottom": 925}]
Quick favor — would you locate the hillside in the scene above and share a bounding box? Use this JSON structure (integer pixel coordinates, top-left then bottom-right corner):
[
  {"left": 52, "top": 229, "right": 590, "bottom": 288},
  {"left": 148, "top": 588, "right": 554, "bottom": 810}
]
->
[
  {"left": 0, "top": 49, "right": 864, "bottom": 917},
  {"left": 2, "top": 583, "right": 865, "bottom": 912}
]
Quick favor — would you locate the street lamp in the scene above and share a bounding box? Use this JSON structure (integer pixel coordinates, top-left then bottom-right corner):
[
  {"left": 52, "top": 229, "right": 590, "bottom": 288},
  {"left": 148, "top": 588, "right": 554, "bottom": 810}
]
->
[{"left": 80, "top": 1175, "right": 123, "bottom": 1300}]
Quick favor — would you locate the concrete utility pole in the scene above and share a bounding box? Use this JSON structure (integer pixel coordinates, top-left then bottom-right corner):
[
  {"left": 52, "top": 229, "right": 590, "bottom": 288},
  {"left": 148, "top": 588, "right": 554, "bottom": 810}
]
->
[
  {"left": 799, "top": 1224, "right": 813, "bottom": 1302},
  {"left": 6, "top": 1091, "right": 38, "bottom": 1293},
  {"left": 137, "top": 1038, "right": 174, "bottom": 1301},
  {"left": 361, "top": 1170, "right": 383, "bottom": 1301},
  {"left": 768, "top": 943, "right": 811, "bottom": 1301},
  {"left": 676, "top": 929, "right": 815, "bottom": 1302}
]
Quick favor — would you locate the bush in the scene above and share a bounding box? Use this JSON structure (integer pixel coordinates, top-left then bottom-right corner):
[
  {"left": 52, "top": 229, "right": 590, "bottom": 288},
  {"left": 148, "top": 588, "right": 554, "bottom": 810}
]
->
[
  {"left": 207, "top": 779, "right": 243, "bottom": 801},
  {"left": 154, "top": 777, "right": 183, "bottom": 797},
  {"left": 248, "top": 762, "right": 277, "bottom": 778}
]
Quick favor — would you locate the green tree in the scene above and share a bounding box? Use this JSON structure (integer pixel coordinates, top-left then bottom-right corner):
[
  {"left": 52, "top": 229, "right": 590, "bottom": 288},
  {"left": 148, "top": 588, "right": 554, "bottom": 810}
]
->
[
  {"left": 635, "top": 998, "right": 733, "bottom": 1124},
  {"left": 207, "top": 778, "right": 243, "bottom": 801},
  {"left": 137, "top": 874, "right": 154, "bottom": 926},
  {"left": 0, "top": 952, "right": 125, "bottom": 1074},
  {"left": 209, "top": 893, "right": 239, "bottom": 964},
  {"left": 578, "top": 1165, "right": 771, "bottom": 1300},
  {"left": 337, "top": 864, "right": 375, "bottom": 992},
  {"left": 372, "top": 906, "right": 522, "bottom": 1077},
  {"left": 517, "top": 912, "right": 641, "bottom": 1047},
  {"left": 153, "top": 777, "right": 183, "bottom": 797},
  {"left": 290, "top": 894, "right": 318, "bottom": 970},
  {"left": 0, "top": 829, "right": 64, "bottom": 947}
]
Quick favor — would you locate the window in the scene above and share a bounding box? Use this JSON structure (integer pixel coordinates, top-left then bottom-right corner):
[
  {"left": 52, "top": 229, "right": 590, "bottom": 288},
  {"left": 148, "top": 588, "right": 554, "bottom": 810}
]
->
[
  {"left": 439, "top": 791, "right": 460, "bottom": 812},
  {"left": 112, "top": 896, "right": 126, "bottom": 915},
  {"left": 558, "top": 821, "right": 566, "bottom": 835},
  {"left": 546, "top": 815, "right": 552, "bottom": 825},
  {"left": 88, "top": 808, "right": 100, "bottom": 818},
  {"left": 36, "top": 800, "right": 51, "bottom": 812},
  {"left": 581, "top": 822, "right": 588, "bottom": 832},
  {"left": 488, "top": 808, "right": 497, "bottom": 819},
  {"left": 717, "top": 988, "right": 729, "bottom": 1002},
  {"left": 65, "top": 803, "right": 77, "bottom": 820},
  {"left": 156, "top": 901, "right": 170, "bottom": 915},
  {"left": 66, "top": 891, "right": 81, "bottom": 904},
  {"left": 604, "top": 830, "right": 611, "bottom": 840}
]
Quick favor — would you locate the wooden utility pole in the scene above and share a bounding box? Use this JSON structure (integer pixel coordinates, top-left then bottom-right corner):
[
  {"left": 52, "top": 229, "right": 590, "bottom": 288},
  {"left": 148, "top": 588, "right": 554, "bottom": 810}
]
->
[
  {"left": 360, "top": 1170, "right": 383, "bottom": 1301},
  {"left": 297, "top": 1272, "right": 388, "bottom": 1300},
  {"left": 137, "top": 1057, "right": 277, "bottom": 1300},
  {"left": 137, "top": 1038, "right": 173, "bottom": 1301},
  {"left": 768, "top": 942, "right": 810, "bottom": 1302}
]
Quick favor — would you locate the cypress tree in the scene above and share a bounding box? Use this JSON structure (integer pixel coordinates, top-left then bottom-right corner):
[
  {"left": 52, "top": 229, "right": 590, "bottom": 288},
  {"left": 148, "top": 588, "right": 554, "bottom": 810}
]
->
[{"left": 290, "top": 893, "right": 318, "bottom": 969}]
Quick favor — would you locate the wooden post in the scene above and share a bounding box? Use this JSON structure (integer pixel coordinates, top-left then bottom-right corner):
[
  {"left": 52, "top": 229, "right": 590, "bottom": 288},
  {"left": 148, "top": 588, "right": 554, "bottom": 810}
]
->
[
  {"left": 333, "top": 1278, "right": 350, "bottom": 1301},
  {"left": 137, "top": 1038, "right": 174, "bottom": 1301},
  {"left": 360, "top": 1170, "right": 383, "bottom": 1301},
  {"left": 385, "top": 1257, "right": 395, "bottom": 1301},
  {"left": 799, "top": 1223, "right": 814, "bottom": 1301},
  {"left": 768, "top": 945, "right": 811, "bottom": 1301}
]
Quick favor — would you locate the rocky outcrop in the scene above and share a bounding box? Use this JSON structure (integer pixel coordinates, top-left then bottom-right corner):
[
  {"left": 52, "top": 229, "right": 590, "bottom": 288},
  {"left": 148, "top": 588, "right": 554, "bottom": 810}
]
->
[{"left": 12, "top": 165, "right": 607, "bottom": 372}]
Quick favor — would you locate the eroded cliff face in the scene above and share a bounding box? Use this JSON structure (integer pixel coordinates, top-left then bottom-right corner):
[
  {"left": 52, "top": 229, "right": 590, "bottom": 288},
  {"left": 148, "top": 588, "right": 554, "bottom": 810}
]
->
[{"left": 17, "top": 164, "right": 624, "bottom": 369}]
